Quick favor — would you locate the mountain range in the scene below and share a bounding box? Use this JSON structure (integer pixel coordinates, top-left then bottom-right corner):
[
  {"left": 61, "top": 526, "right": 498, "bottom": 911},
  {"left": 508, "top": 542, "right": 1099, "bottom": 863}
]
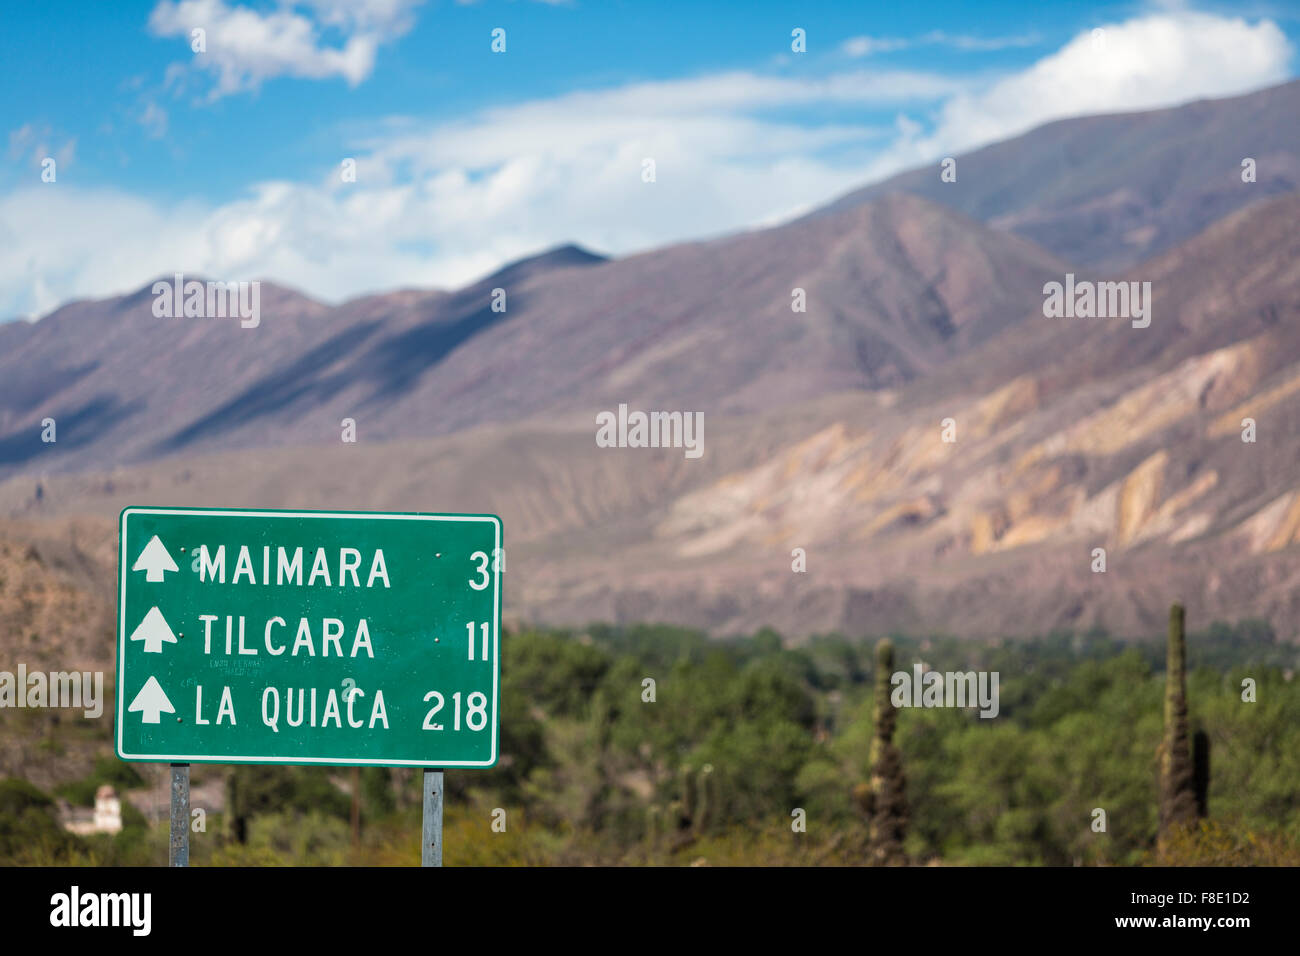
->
[{"left": 3, "top": 78, "right": 1300, "bottom": 643}]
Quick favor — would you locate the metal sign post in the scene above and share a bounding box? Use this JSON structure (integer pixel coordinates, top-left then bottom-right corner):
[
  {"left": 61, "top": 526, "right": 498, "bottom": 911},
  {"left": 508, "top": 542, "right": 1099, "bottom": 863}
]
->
[
  {"left": 116, "top": 506, "right": 501, "bottom": 867},
  {"left": 422, "top": 768, "right": 444, "bottom": 866},
  {"left": 169, "top": 763, "right": 189, "bottom": 866}
]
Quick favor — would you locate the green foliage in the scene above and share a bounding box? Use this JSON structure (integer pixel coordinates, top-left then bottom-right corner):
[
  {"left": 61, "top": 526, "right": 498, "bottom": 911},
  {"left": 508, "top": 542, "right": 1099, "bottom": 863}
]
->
[
  {"left": 361, "top": 767, "right": 395, "bottom": 817},
  {"left": 224, "top": 765, "right": 354, "bottom": 845},
  {"left": 55, "top": 756, "right": 146, "bottom": 806},
  {"left": 501, "top": 630, "right": 611, "bottom": 718},
  {"left": 0, "top": 778, "right": 79, "bottom": 861},
  {"left": 5, "top": 617, "right": 1298, "bottom": 865},
  {"left": 1155, "top": 819, "right": 1300, "bottom": 866},
  {"left": 0, "top": 776, "right": 53, "bottom": 815}
]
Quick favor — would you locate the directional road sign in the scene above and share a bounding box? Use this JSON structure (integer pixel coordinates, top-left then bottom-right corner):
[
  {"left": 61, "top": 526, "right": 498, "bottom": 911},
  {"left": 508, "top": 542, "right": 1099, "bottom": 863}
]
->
[{"left": 115, "top": 507, "right": 502, "bottom": 767}]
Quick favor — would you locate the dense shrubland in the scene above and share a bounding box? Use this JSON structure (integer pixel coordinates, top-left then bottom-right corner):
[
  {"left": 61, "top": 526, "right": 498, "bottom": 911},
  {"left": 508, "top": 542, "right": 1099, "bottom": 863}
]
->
[{"left": 2, "top": 619, "right": 1297, "bottom": 865}]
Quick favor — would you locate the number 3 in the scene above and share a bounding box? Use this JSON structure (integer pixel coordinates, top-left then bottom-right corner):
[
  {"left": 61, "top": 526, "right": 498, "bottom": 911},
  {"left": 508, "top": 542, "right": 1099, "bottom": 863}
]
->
[{"left": 469, "top": 551, "right": 489, "bottom": 590}]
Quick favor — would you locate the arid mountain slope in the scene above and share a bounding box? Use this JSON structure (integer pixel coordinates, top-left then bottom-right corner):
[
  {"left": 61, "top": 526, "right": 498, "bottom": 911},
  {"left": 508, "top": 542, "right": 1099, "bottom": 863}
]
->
[
  {"left": 0, "top": 197, "right": 1062, "bottom": 478},
  {"left": 823, "top": 78, "right": 1300, "bottom": 270},
  {"left": 3, "top": 86, "right": 1300, "bottom": 642},
  {"left": 5, "top": 193, "right": 1300, "bottom": 640}
]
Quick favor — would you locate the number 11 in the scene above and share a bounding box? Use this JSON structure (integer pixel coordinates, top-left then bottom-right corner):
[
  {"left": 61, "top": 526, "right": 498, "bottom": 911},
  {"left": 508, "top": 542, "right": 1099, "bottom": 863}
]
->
[{"left": 467, "top": 621, "right": 490, "bottom": 661}]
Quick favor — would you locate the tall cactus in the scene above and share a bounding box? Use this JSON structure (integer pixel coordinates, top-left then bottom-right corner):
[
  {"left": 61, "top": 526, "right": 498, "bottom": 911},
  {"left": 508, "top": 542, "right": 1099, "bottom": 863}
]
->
[
  {"left": 673, "top": 764, "right": 713, "bottom": 835},
  {"left": 868, "top": 638, "right": 908, "bottom": 865},
  {"left": 696, "top": 764, "right": 713, "bottom": 834},
  {"left": 645, "top": 804, "right": 661, "bottom": 855},
  {"left": 1158, "top": 604, "right": 1198, "bottom": 843},
  {"left": 1192, "top": 728, "right": 1210, "bottom": 820},
  {"left": 667, "top": 764, "right": 715, "bottom": 853},
  {"left": 224, "top": 770, "right": 247, "bottom": 844},
  {"left": 677, "top": 764, "right": 697, "bottom": 832}
]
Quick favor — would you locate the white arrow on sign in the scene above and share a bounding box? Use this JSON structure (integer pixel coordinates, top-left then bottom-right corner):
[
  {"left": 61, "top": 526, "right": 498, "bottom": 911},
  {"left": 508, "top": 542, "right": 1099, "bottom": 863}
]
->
[
  {"left": 132, "top": 535, "right": 179, "bottom": 582},
  {"left": 128, "top": 676, "right": 174, "bottom": 724},
  {"left": 129, "top": 606, "right": 179, "bottom": 654}
]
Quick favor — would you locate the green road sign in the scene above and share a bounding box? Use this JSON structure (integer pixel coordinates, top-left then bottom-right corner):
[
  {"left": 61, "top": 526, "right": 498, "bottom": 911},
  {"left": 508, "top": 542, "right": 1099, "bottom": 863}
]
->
[{"left": 115, "top": 507, "right": 502, "bottom": 767}]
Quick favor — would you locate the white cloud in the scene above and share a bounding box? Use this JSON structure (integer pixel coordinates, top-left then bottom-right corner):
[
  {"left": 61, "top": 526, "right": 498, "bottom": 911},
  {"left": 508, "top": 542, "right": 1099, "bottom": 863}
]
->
[
  {"left": 148, "top": 0, "right": 422, "bottom": 98},
  {"left": 843, "top": 37, "right": 910, "bottom": 57},
  {"left": 1, "top": 9, "right": 1293, "bottom": 320},
  {"left": 0, "top": 188, "right": 211, "bottom": 319},
  {"left": 358, "top": 69, "right": 963, "bottom": 172},
  {"left": 296, "top": 0, "right": 422, "bottom": 33},
  {"left": 7, "top": 124, "right": 76, "bottom": 171},
  {"left": 918, "top": 11, "right": 1291, "bottom": 157},
  {"left": 923, "top": 31, "right": 1040, "bottom": 51},
  {"left": 843, "top": 31, "right": 1039, "bottom": 57},
  {"left": 138, "top": 100, "right": 169, "bottom": 138}
]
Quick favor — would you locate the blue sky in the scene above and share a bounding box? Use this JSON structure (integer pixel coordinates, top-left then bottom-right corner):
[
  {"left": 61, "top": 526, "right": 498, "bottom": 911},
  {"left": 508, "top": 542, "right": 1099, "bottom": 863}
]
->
[{"left": 1, "top": 0, "right": 1297, "bottom": 319}]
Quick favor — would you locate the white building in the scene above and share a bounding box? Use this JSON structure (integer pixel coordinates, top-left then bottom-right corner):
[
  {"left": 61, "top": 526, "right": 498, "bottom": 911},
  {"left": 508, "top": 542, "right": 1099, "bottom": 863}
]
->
[{"left": 61, "top": 784, "right": 123, "bottom": 835}]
